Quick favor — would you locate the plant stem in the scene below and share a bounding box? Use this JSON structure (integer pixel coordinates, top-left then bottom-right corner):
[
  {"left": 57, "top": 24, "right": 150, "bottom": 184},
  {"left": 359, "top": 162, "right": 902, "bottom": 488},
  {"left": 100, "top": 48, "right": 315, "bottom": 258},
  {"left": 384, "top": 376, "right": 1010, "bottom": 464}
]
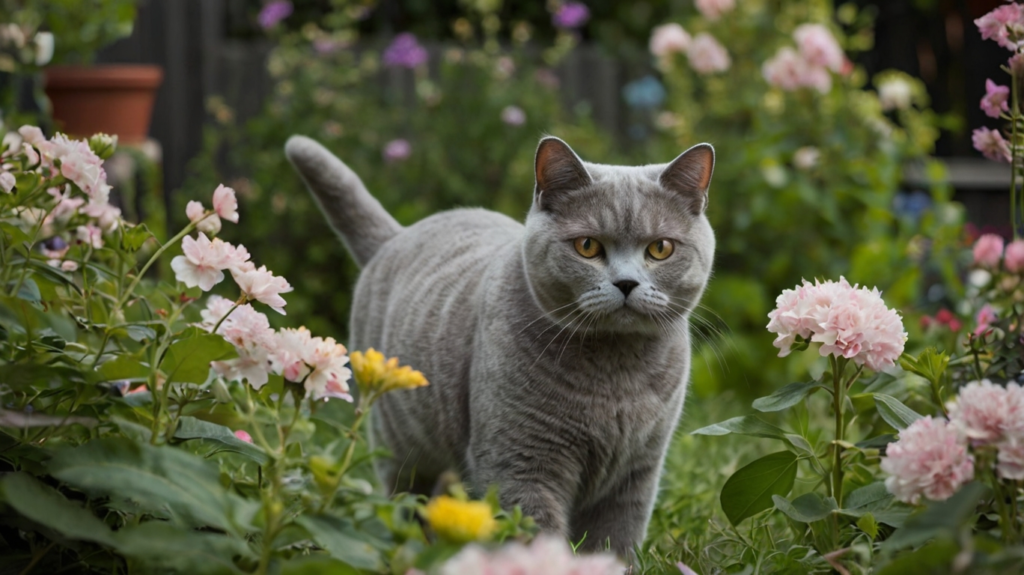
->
[
  {"left": 210, "top": 298, "right": 244, "bottom": 335},
  {"left": 115, "top": 219, "right": 201, "bottom": 312},
  {"left": 1013, "top": 53, "right": 1021, "bottom": 239},
  {"left": 830, "top": 355, "right": 846, "bottom": 508}
]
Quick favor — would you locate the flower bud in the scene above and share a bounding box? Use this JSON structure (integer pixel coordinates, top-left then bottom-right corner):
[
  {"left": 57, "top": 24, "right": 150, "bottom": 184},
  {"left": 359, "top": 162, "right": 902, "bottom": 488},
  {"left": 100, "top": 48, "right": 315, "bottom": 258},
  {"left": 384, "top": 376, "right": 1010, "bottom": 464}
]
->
[{"left": 88, "top": 133, "right": 118, "bottom": 160}]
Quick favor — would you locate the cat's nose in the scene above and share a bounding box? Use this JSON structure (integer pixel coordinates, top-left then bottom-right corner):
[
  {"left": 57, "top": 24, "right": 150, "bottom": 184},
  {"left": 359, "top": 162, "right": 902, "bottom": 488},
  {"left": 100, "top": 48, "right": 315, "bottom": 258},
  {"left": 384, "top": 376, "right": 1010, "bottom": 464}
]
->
[{"left": 614, "top": 280, "right": 639, "bottom": 297}]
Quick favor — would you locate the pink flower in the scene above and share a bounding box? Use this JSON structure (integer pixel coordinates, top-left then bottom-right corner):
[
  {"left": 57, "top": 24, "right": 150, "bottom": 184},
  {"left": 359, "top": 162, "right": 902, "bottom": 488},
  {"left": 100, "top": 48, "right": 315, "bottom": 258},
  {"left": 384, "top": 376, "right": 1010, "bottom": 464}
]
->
[
  {"left": 695, "top": 0, "right": 735, "bottom": 21},
  {"left": 60, "top": 260, "right": 78, "bottom": 272},
  {"left": 270, "top": 327, "right": 352, "bottom": 401},
  {"left": 974, "top": 304, "right": 998, "bottom": 336},
  {"left": 552, "top": 2, "right": 590, "bottom": 29},
  {"left": 81, "top": 201, "right": 121, "bottom": 232},
  {"left": 18, "top": 125, "right": 47, "bottom": 149},
  {"left": 212, "top": 184, "right": 239, "bottom": 223},
  {"left": 972, "top": 127, "right": 1012, "bottom": 163},
  {"left": 441, "top": 535, "right": 623, "bottom": 575},
  {"left": 687, "top": 33, "right": 730, "bottom": 74},
  {"left": 234, "top": 430, "right": 253, "bottom": 443},
  {"left": 271, "top": 327, "right": 314, "bottom": 383},
  {"left": 972, "top": 233, "right": 1005, "bottom": 268},
  {"left": 204, "top": 298, "right": 276, "bottom": 388},
  {"left": 186, "top": 200, "right": 221, "bottom": 235},
  {"left": 383, "top": 139, "right": 411, "bottom": 163},
  {"left": 50, "top": 134, "right": 107, "bottom": 200},
  {"left": 232, "top": 265, "right": 292, "bottom": 314},
  {"left": 500, "top": 105, "right": 526, "bottom": 126},
  {"left": 880, "top": 416, "right": 974, "bottom": 504},
  {"left": 75, "top": 224, "right": 104, "bottom": 249},
  {"left": 0, "top": 170, "right": 13, "bottom": 193},
  {"left": 981, "top": 79, "right": 1010, "bottom": 119},
  {"left": 649, "top": 23, "right": 691, "bottom": 58},
  {"left": 948, "top": 380, "right": 1024, "bottom": 444},
  {"left": 198, "top": 295, "right": 238, "bottom": 331},
  {"left": 793, "top": 23, "right": 844, "bottom": 73},
  {"left": 762, "top": 47, "right": 831, "bottom": 93},
  {"left": 766, "top": 277, "right": 907, "bottom": 371},
  {"left": 997, "top": 437, "right": 1024, "bottom": 480},
  {"left": 1005, "top": 239, "right": 1024, "bottom": 272},
  {"left": 975, "top": 3, "right": 1024, "bottom": 51},
  {"left": 170, "top": 233, "right": 234, "bottom": 291}
]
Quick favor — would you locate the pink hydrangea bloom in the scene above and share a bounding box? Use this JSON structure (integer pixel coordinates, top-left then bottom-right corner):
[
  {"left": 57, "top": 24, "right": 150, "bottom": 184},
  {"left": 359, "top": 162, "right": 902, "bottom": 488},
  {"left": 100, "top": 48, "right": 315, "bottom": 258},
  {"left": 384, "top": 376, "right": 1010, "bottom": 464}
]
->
[
  {"left": 1005, "top": 239, "right": 1024, "bottom": 272},
  {"left": 186, "top": 200, "right": 221, "bottom": 235},
  {"left": 212, "top": 184, "right": 239, "bottom": 223},
  {"left": 649, "top": 23, "right": 690, "bottom": 58},
  {"left": 170, "top": 233, "right": 235, "bottom": 291},
  {"left": 793, "top": 23, "right": 844, "bottom": 73},
  {"left": 975, "top": 3, "right": 1024, "bottom": 51},
  {"left": 441, "top": 535, "right": 623, "bottom": 575},
  {"left": 234, "top": 430, "right": 253, "bottom": 443},
  {"left": 880, "top": 416, "right": 974, "bottom": 504},
  {"left": 948, "top": 380, "right": 1024, "bottom": 444},
  {"left": 687, "top": 33, "right": 730, "bottom": 74},
  {"left": 973, "top": 127, "right": 1012, "bottom": 163},
  {"left": 695, "top": 0, "right": 735, "bottom": 21},
  {"left": 766, "top": 277, "right": 907, "bottom": 371},
  {"left": 972, "top": 233, "right": 1005, "bottom": 268},
  {"left": 981, "top": 79, "right": 1010, "bottom": 119},
  {"left": 997, "top": 437, "right": 1024, "bottom": 480},
  {"left": 974, "top": 304, "right": 998, "bottom": 336},
  {"left": 232, "top": 265, "right": 292, "bottom": 314}
]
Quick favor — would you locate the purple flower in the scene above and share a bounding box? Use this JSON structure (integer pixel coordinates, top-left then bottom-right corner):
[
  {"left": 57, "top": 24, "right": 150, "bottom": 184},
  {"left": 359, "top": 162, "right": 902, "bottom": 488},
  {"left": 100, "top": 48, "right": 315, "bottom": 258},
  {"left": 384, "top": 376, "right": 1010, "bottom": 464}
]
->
[
  {"left": 383, "top": 33, "right": 428, "bottom": 69},
  {"left": 383, "top": 139, "right": 411, "bottom": 162},
  {"left": 258, "top": 1, "right": 293, "bottom": 30},
  {"left": 500, "top": 106, "right": 526, "bottom": 126},
  {"left": 553, "top": 2, "right": 590, "bottom": 29}
]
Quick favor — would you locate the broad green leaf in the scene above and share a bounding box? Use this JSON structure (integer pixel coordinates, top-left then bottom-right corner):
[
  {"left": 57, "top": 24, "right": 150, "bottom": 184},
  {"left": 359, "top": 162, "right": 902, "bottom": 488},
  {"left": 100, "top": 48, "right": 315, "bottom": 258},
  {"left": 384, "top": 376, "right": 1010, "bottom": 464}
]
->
[
  {"left": 0, "top": 222, "right": 30, "bottom": 245},
  {"left": 873, "top": 394, "right": 923, "bottom": 430},
  {"left": 854, "top": 434, "right": 896, "bottom": 450},
  {"left": 783, "top": 434, "right": 815, "bottom": 456},
  {"left": 0, "top": 472, "right": 115, "bottom": 546},
  {"left": 877, "top": 538, "right": 959, "bottom": 575},
  {"left": 280, "top": 556, "right": 362, "bottom": 575},
  {"left": 115, "top": 323, "right": 158, "bottom": 342},
  {"left": 752, "top": 382, "right": 822, "bottom": 412},
  {"left": 773, "top": 492, "right": 837, "bottom": 523},
  {"left": 720, "top": 451, "right": 798, "bottom": 526},
  {"left": 857, "top": 512, "right": 879, "bottom": 539},
  {"left": 899, "top": 348, "right": 949, "bottom": 387},
  {"left": 691, "top": 416, "right": 790, "bottom": 442},
  {"left": 173, "top": 416, "right": 269, "bottom": 464},
  {"left": 296, "top": 514, "right": 383, "bottom": 570},
  {"left": 844, "top": 482, "right": 892, "bottom": 511},
  {"left": 48, "top": 437, "right": 249, "bottom": 534},
  {"left": 113, "top": 521, "right": 251, "bottom": 575},
  {"left": 159, "top": 334, "right": 237, "bottom": 384},
  {"left": 16, "top": 278, "right": 41, "bottom": 303},
  {"left": 98, "top": 355, "right": 151, "bottom": 382},
  {"left": 882, "top": 482, "right": 987, "bottom": 552}
]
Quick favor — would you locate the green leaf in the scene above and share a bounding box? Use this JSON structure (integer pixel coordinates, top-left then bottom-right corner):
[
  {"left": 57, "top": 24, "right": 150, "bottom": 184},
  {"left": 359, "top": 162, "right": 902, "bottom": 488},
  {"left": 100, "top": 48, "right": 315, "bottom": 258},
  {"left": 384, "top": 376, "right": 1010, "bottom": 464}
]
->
[
  {"left": 691, "top": 416, "right": 790, "bottom": 442},
  {"left": 121, "top": 324, "right": 157, "bottom": 342},
  {"left": 883, "top": 482, "right": 987, "bottom": 552},
  {"left": 899, "top": 348, "right": 949, "bottom": 387},
  {"left": 857, "top": 512, "right": 879, "bottom": 539},
  {"left": 173, "top": 416, "right": 269, "bottom": 464},
  {"left": 720, "top": 451, "right": 798, "bottom": 526},
  {"left": 280, "top": 556, "right": 362, "bottom": 575},
  {"left": 16, "top": 278, "right": 41, "bottom": 303},
  {"left": 295, "top": 514, "right": 383, "bottom": 570},
  {"left": 0, "top": 222, "right": 30, "bottom": 246},
  {"left": 772, "top": 492, "right": 837, "bottom": 523},
  {"left": 0, "top": 472, "right": 115, "bottom": 546},
  {"left": 98, "top": 355, "right": 151, "bottom": 382},
  {"left": 877, "top": 538, "right": 959, "bottom": 575},
  {"left": 113, "top": 521, "right": 251, "bottom": 575},
  {"left": 121, "top": 223, "right": 154, "bottom": 252},
  {"left": 854, "top": 434, "right": 896, "bottom": 450},
  {"left": 844, "top": 482, "right": 892, "bottom": 511},
  {"left": 873, "top": 394, "right": 923, "bottom": 430},
  {"left": 159, "top": 333, "right": 237, "bottom": 385},
  {"left": 48, "top": 437, "right": 251, "bottom": 534},
  {"left": 752, "top": 382, "right": 823, "bottom": 412}
]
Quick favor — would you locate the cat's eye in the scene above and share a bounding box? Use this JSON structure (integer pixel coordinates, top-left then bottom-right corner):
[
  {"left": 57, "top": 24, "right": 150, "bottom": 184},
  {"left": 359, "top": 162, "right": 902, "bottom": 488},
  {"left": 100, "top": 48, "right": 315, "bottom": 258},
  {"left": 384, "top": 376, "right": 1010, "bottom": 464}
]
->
[
  {"left": 574, "top": 237, "right": 603, "bottom": 258},
  {"left": 647, "top": 239, "right": 674, "bottom": 260}
]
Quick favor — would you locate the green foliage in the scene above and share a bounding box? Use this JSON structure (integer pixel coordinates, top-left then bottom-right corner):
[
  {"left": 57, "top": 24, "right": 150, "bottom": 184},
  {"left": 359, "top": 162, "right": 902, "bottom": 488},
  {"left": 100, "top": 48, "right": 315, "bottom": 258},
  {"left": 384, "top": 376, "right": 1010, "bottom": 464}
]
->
[{"left": 720, "top": 451, "right": 798, "bottom": 525}]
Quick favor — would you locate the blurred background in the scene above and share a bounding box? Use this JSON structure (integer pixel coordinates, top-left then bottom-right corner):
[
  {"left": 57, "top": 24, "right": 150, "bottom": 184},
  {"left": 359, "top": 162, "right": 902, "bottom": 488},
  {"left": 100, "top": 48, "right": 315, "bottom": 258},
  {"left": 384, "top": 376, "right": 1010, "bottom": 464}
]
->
[{"left": 0, "top": 0, "right": 1009, "bottom": 398}]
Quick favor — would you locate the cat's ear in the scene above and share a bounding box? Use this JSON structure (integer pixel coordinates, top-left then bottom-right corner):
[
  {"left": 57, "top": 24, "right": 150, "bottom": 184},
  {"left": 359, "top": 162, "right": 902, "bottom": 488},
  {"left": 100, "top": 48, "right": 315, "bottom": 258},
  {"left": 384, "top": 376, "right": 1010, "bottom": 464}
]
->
[
  {"left": 534, "top": 137, "right": 591, "bottom": 209},
  {"left": 659, "top": 143, "right": 715, "bottom": 214}
]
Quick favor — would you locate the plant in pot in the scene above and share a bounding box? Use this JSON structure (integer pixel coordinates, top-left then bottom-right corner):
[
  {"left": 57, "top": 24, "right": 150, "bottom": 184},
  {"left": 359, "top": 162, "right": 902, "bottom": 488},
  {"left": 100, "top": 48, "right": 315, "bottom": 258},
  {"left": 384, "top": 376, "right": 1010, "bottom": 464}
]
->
[{"left": 39, "top": 0, "right": 163, "bottom": 144}]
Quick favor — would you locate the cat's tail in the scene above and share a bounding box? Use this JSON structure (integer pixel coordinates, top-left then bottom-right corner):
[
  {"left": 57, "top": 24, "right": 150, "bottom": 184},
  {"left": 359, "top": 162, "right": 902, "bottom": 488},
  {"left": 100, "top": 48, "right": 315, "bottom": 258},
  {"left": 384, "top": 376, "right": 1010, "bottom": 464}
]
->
[{"left": 285, "top": 135, "right": 402, "bottom": 267}]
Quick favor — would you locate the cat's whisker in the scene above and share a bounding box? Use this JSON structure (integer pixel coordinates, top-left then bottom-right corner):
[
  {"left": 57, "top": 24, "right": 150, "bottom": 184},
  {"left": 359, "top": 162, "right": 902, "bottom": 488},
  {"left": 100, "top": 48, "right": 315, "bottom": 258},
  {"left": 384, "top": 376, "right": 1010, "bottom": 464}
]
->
[
  {"left": 517, "top": 300, "right": 583, "bottom": 336},
  {"left": 557, "top": 310, "right": 594, "bottom": 364},
  {"left": 530, "top": 307, "right": 587, "bottom": 370},
  {"left": 660, "top": 306, "right": 730, "bottom": 375}
]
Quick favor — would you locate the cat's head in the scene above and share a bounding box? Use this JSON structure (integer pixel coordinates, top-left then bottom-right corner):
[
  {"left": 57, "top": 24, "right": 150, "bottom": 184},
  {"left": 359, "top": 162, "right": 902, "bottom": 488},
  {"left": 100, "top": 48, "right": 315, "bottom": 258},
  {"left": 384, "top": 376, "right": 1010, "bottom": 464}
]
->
[{"left": 523, "top": 137, "right": 716, "bottom": 336}]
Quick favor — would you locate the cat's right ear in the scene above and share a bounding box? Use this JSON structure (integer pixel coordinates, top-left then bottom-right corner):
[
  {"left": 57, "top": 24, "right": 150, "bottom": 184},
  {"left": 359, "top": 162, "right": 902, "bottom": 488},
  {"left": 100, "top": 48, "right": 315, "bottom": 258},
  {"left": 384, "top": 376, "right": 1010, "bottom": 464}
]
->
[
  {"left": 659, "top": 143, "right": 715, "bottom": 214},
  {"left": 534, "top": 137, "right": 591, "bottom": 209}
]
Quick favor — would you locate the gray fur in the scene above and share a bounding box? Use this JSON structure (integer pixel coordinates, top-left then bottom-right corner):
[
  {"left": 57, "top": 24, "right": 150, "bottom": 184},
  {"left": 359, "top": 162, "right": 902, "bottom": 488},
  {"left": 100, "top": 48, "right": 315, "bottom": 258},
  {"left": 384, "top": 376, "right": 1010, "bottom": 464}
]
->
[{"left": 285, "top": 135, "right": 715, "bottom": 556}]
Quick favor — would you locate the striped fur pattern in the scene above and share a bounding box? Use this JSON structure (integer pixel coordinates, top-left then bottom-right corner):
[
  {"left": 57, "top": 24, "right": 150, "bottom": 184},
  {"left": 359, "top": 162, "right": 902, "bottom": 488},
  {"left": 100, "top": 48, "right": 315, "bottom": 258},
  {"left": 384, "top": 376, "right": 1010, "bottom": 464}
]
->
[{"left": 285, "top": 135, "right": 716, "bottom": 556}]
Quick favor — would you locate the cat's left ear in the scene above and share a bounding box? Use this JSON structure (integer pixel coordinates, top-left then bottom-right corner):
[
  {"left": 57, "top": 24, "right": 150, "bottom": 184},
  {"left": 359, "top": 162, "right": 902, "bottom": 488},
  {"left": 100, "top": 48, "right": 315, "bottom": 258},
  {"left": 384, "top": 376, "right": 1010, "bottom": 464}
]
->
[{"left": 659, "top": 143, "right": 714, "bottom": 214}]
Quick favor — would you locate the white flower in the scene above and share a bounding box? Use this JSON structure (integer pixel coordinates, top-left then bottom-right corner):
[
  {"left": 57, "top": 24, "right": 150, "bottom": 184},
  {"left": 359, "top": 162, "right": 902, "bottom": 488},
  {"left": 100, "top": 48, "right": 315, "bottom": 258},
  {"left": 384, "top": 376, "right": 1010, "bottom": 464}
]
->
[
  {"left": 0, "top": 171, "right": 14, "bottom": 193},
  {"left": 49, "top": 134, "right": 107, "bottom": 200},
  {"left": 208, "top": 302, "right": 277, "bottom": 389},
  {"left": 878, "top": 77, "right": 913, "bottom": 111},
  {"left": 793, "top": 146, "right": 821, "bottom": 170},
  {"left": 270, "top": 327, "right": 352, "bottom": 401},
  {"left": 232, "top": 265, "right": 292, "bottom": 314},
  {"left": 60, "top": 260, "right": 78, "bottom": 272},
  {"left": 186, "top": 200, "right": 221, "bottom": 235},
  {"left": 80, "top": 201, "right": 121, "bottom": 231},
  {"left": 75, "top": 224, "right": 104, "bottom": 249},
  {"left": 170, "top": 233, "right": 234, "bottom": 291},
  {"left": 213, "top": 184, "right": 239, "bottom": 223}
]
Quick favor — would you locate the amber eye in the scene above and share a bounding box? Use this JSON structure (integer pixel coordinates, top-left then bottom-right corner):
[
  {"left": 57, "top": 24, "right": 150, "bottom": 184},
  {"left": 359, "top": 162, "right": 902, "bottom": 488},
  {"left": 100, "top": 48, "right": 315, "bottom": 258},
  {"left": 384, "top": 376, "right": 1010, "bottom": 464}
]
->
[
  {"left": 646, "top": 239, "right": 674, "bottom": 260},
  {"left": 573, "top": 237, "right": 603, "bottom": 258}
]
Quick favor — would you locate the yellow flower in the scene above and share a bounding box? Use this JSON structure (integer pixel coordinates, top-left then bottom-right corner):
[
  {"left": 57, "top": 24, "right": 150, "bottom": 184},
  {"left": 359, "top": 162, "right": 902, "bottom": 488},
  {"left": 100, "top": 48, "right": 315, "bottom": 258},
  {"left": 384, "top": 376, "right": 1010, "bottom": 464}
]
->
[
  {"left": 350, "top": 348, "right": 428, "bottom": 396},
  {"left": 423, "top": 495, "right": 496, "bottom": 543}
]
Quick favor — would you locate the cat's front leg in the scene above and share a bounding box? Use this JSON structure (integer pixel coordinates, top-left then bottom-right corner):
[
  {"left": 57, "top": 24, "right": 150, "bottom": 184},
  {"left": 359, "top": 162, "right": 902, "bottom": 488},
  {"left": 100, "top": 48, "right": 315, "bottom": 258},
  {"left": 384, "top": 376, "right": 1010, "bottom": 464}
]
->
[{"left": 569, "top": 461, "right": 660, "bottom": 559}]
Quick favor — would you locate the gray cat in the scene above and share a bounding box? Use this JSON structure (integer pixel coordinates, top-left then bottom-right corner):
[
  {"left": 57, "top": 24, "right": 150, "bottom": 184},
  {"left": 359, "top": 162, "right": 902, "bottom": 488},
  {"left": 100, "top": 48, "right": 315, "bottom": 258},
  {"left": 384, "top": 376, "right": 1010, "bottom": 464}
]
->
[{"left": 285, "top": 135, "right": 715, "bottom": 556}]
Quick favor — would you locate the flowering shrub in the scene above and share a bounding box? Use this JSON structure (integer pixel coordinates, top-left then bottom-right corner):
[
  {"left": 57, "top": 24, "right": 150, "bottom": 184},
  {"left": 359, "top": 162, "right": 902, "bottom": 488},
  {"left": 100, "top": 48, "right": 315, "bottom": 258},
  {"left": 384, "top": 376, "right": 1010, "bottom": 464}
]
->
[{"left": 0, "top": 126, "right": 548, "bottom": 573}]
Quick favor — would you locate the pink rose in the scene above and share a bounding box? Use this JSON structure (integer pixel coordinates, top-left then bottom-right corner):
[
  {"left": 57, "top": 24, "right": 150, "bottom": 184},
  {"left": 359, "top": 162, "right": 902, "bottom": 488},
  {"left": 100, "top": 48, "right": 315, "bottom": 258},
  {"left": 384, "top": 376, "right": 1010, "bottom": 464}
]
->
[
  {"left": 972, "top": 233, "right": 1004, "bottom": 268},
  {"left": 949, "top": 380, "right": 1024, "bottom": 444},
  {"left": 972, "top": 127, "right": 1012, "bottom": 163},
  {"left": 212, "top": 184, "right": 239, "bottom": 223},
  {"left": 981, "top": 78, "right": 1010, "bottom": 119},
  {"left": 881, "top": 417, "right": 974, "bottom": 504},
  {"left": 1004, "top": 239, "right": 1024, "bottom": 273},
  {"left": 695, "top": 0, "right": 735, "bottom": 21},
  {"left": 649, "top": 23, "right": 690, "bottom": 58},
  {"left": 687, "top": 33, "right": 730, "bottom": 74},
  {"left": 793, "top": 23, "right": 844, "bottom": 73},
  {"left": 234, "top": 430, "right": 253, "bottom": 443},
  {"left": 974, "top": 304, "right": 998, "bottom": 336},
  {"left": 232, "top": 265, "right": 292, "bottom": 315}
]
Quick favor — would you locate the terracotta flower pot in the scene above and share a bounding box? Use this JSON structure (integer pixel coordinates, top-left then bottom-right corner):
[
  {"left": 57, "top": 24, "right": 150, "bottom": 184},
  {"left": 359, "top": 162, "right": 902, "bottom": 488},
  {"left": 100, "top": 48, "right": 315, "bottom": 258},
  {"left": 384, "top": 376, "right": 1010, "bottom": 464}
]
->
[{"left": 44, "top": 64, "right": 164, "bottom": 145}]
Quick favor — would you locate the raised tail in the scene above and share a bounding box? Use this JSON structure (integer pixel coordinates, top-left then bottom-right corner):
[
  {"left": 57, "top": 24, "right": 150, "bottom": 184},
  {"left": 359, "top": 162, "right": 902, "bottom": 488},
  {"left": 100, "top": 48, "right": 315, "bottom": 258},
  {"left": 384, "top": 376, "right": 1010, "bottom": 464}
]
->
[{"left": 285, "top": 135, "right": 402, "bottom": 267}]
